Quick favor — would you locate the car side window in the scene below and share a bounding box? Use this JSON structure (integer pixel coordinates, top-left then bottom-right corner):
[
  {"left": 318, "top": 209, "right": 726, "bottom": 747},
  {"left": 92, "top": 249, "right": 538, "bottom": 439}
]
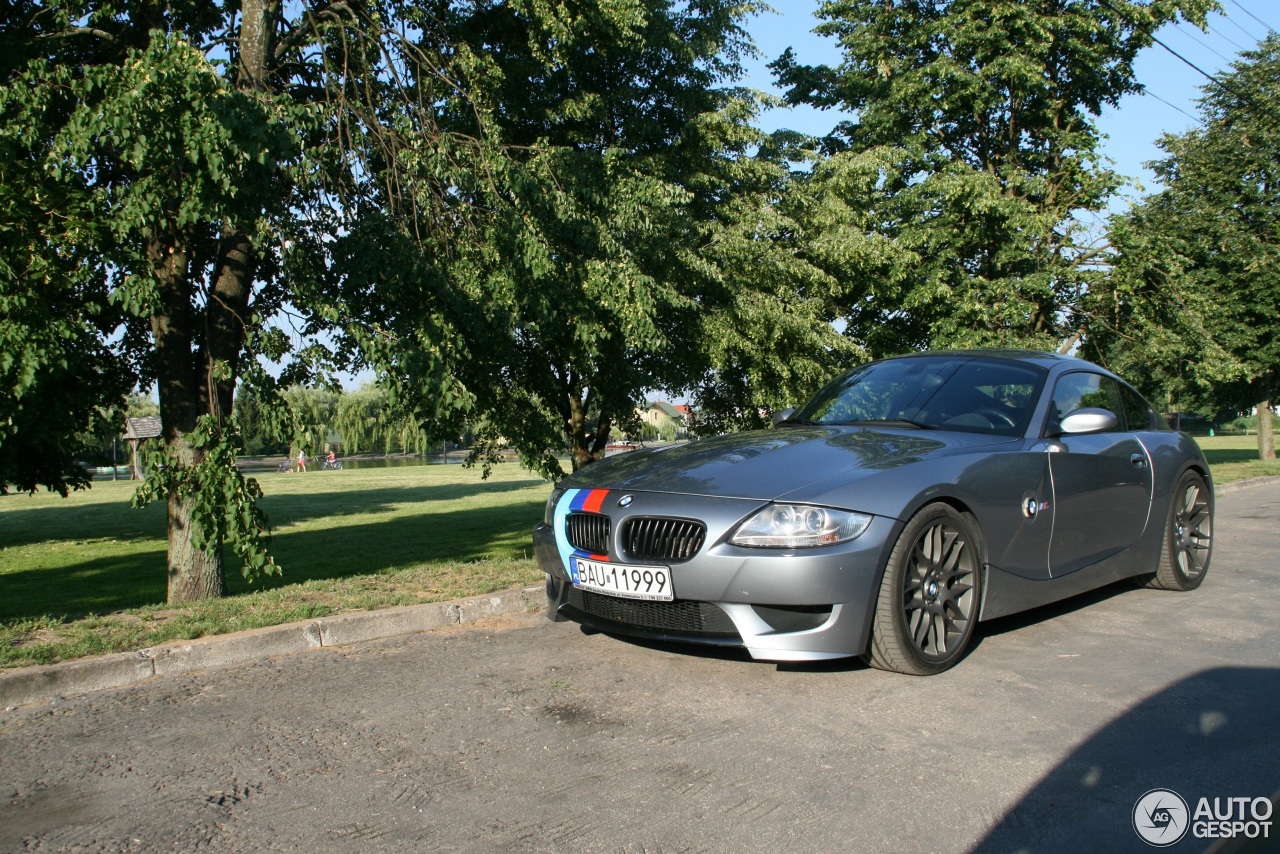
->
[
  {"left": 1118, "top": 383, "right": 1166, "bottom": 431},
  {"left": 1046, "top": 372, "right": 1124, "bottom": 434}
]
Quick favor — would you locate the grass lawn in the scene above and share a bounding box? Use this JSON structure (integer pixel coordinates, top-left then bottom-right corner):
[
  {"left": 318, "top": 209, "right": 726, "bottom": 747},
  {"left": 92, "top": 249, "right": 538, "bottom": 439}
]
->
[
  {"left": 2, "top": 436, "right": 1276, "bottom": 669},
  {"left": 1195, "top": 434, "right": 1280, "bottom": 484},
  {"left": 0, "top": 463, "right": 549, "bottom": 668}
]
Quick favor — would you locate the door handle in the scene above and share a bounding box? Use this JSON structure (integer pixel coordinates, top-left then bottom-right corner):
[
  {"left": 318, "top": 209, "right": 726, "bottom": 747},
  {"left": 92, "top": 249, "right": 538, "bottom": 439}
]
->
[{"left": 1130, "top": 453, "right": 1147, "bottom": 469}]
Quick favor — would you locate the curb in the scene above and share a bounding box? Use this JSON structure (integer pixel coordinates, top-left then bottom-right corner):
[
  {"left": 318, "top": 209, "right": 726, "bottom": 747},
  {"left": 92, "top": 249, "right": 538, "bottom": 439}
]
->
[
  {"left": 1215, "top": 474, "right": 1280, "bottom": 496},
  {"left": 0, "top": 584, "right": 546, "bottom": 711}
]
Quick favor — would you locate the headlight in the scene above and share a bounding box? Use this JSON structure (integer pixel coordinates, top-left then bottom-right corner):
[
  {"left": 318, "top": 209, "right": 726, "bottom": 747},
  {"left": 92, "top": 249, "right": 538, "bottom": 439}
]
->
[
  {"left": 730, "top": 504, "right": 872, "bottom": 548},
  {"left": 544, "top": 487, "right": 566, "bottom": 525}
]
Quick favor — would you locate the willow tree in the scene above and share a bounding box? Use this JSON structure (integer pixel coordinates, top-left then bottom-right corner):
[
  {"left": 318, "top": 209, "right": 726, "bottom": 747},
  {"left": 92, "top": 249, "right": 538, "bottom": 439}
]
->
[{"left": 775, "top": 0, "right": 1215, "bottom": 356}]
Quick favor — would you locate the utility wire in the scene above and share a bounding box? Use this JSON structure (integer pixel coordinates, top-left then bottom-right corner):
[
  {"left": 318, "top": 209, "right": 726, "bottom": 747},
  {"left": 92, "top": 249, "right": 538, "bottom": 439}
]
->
[
  {"left": 1170, "top": 21, "right": 1242, "bottom": 62},
  {"left": 1096, "top": 0, "right": 1273, "bottom": 123},
  {"left": 1203, "top": 18, "right": 1252, "bottom": 54},
  {"left": 1146, "top": 30, "right": 1233, "bottom": 90},
  {"left": 1226, "top": 0, "right": 1277, "bottom": 36},
  {"left": 1218, "top": 4, "right": 1266, "bottom": 43},
  {"left": 1139, "top": 88, "right": 1204, "bottom": 126}
]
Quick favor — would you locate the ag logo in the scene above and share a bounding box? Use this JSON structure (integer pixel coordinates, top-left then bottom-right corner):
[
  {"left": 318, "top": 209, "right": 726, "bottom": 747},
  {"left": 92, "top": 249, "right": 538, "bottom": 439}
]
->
[{"left": 1134, "top": 788, "right": 1190, "bottom": 846}]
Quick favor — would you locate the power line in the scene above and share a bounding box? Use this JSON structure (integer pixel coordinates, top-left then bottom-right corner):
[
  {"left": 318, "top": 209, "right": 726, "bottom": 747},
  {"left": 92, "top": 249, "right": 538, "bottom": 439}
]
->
[
  {"left": 1217, "top": 5, "right": 1266, "bottom": 43},
  {"left": 1139, "top": 88, "right": 1204, "bottom": 126},
  {"left": 1092, "top": 0, "right": 1272, "bottom": 124},
  {"left": 1226, "top": 0, "right": 1277, "bottom": 36},
  {"left": 1170, "top": 21, "right": 1242, "bottom": 63},
  {"left": 1202, "top": 18, "right": 1253, "bottom": 54},
  {"left": 1146, "top": 30, "right": 1230, "bottom": 90}
]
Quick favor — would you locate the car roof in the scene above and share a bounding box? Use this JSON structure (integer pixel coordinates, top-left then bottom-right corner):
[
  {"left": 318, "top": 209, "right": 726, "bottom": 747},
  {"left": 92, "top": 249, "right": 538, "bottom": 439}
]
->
[{"left": 886, "top": 348, "right": 1096, "bottom": 372}]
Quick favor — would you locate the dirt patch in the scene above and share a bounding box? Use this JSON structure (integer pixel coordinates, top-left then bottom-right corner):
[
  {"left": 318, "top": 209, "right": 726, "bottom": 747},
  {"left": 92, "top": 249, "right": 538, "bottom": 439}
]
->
[
  {"left": 8, "top": 627, "right": 69, "bottom": 650},
  {"left": 433, "top": 610, "right": 543, "bottom": 636}
]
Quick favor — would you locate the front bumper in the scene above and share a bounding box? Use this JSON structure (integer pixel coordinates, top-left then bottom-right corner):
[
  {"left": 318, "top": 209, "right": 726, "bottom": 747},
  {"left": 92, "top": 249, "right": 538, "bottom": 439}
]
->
[{"left": 533, "top": 505, "right": 897, "bottom": 662}]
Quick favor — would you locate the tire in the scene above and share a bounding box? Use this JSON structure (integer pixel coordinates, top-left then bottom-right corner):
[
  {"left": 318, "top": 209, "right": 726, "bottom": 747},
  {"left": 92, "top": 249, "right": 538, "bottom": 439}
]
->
[
  {"left": 864, "top": 503, "right": 983, "bottom": 676},
  {"left": 1146, "top": 470, "right": 1213, "bottom": 591}
]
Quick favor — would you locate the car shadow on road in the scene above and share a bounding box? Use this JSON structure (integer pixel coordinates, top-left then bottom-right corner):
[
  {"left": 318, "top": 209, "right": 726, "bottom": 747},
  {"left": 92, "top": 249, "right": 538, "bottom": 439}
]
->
[
  {"left": 976, "top": 577, "right": 1138, "bottom": 639},
  {"left": 969, "top": 666, "right": 1280, "bottom": 854}
]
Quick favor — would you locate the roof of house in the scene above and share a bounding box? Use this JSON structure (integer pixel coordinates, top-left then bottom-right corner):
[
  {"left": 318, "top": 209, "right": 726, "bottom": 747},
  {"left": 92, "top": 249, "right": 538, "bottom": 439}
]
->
[
  {"left": 647, "top": 401, "right": 685, "bottom": 420},
  {"left": 123, "top": 416, "right": 162, "bottom": 440}
]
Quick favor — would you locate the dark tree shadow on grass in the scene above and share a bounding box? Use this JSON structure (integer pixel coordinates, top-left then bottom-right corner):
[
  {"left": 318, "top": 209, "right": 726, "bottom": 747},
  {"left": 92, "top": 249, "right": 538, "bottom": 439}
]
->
[
  {"left": 1201, "top": 447, "right": 1269, "bottom": 466},
  {"left": 0, "top": 496, "right": 545, "bottom": 622},
  {"left": 0, "top": 478, "right": 544, "bottom": 551},
  {"left": 0, "top": 549, "right": 169, "bottom": 622}
]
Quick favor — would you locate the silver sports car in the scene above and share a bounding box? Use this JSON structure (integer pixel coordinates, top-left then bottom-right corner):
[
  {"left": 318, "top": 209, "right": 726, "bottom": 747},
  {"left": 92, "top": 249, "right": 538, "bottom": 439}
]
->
[{"left": 532, "top": 350, "right": 1214, "bottom": 675}]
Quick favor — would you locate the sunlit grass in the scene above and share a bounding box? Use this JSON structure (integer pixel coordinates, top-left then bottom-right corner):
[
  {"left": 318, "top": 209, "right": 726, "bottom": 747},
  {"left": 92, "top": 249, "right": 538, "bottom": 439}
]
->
[
  {"left": 0, "top": 463, "right": 550, "bottom": 667},
  {"left": 1195, "top": 434, "right": 1280, "bottom": 484}
]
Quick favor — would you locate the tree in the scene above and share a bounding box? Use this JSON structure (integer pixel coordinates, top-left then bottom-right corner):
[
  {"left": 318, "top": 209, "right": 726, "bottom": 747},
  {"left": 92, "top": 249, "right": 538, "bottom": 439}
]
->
[
  {"left": 1094, "top": 35, "right": 1280, "bottom": 459},
  {"left": 1, "top": 0, "right": 854, "bottom": 608},
  {"left": 774, "top": 0, "right": 1214, "bottom": 356},
  {"left": 0, "top": 3, "right": 136, "bottom": 494},
  {"left": 0, "top": 0, "right": 503, "bottom": 600},
  {"left": 415, "top": 1, "right": 851, "bottom": 476}
]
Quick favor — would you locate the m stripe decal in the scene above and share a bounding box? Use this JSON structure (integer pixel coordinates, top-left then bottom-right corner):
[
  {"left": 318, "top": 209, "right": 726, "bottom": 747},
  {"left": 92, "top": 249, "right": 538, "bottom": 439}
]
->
[{"left": 571, "top": 488, "right": 609, "bottom": 514}]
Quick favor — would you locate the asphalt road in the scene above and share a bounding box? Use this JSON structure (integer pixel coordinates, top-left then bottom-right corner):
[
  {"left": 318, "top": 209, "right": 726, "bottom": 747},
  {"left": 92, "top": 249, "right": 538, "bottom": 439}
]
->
[{"left": 2, "top": 483, "right": 1279, "bottom": 853}]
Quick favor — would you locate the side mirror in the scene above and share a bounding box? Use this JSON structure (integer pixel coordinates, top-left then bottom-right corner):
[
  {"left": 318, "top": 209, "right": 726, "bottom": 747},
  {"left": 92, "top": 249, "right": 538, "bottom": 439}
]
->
[
  {"left": 771, "top": 407, "right": 796, "bottom": 426},
  {"left": 1057, "top": 407, "right": 1118, "bottom": 435}
]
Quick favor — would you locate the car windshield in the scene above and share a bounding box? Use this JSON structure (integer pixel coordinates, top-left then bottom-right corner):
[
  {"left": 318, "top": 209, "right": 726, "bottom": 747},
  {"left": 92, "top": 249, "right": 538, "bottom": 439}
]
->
[{"left": 792, "top": 356, "right": 1047, "bottom": 436}]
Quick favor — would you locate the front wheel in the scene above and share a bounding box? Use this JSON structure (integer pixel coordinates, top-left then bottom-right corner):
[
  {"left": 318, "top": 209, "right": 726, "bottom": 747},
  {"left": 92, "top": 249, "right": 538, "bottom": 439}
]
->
[
  {"left": 864, "top": 503, "right": 983, "bottom": 676},
  {"left": 1146, "top": 470, "right": 1213, "bottom": 591}
]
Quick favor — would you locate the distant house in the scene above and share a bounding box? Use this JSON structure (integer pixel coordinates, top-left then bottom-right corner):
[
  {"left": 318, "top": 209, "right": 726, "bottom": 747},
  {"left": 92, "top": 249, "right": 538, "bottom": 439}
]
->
[{"left": 639, "top": 401, "right": 690, "bottom": 439}]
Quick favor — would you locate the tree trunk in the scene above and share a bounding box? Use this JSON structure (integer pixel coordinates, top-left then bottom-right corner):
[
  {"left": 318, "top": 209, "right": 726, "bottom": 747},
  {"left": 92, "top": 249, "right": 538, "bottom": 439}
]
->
[
  {"left": 149, "top": 231, "right": 228, "bottom": 602},
  {"left": 566, "top": 394, "right": 612, "bottom": 471},
  {"left": 1255, "top": 378, "right": 1275, "bottom": 461},
  {"left": 165, "top": 435, "right": 226, "bottom": 602},
  {"left": 151, "top": 1, "right": 270, "bottom": 602},
  {"left": 201, "top": 226, "right": 256, "bottom": 420},
  {"left": 236, "top": 0, "right": 279, "bottom": 94}
]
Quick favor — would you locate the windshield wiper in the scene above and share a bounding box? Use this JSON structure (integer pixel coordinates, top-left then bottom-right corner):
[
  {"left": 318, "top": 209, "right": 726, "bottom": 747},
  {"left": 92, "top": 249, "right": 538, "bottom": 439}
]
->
[{"left": 776, "top": 417, "right": 821, "bottom": 427}]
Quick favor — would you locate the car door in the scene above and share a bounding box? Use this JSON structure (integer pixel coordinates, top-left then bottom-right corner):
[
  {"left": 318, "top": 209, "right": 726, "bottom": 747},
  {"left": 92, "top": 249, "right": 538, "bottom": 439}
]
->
[{"left": 1045, "top": 371, "right": 1154, "bottom": 577}]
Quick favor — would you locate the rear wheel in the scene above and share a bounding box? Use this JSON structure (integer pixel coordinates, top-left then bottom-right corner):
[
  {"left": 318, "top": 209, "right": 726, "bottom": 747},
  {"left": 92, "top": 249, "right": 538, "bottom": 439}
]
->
[
  {"left": 1146, "top": 470, "right": 1212, "bottom": 591},
  {"left": 864, "top": 503, "right": 983, "bottom": 675}
]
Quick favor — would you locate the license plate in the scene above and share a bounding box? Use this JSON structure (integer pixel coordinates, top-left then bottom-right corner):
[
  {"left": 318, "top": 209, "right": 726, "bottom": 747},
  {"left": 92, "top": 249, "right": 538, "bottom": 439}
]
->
[{"left": 573, "top": 558, "right": 673, "bottom": 602}]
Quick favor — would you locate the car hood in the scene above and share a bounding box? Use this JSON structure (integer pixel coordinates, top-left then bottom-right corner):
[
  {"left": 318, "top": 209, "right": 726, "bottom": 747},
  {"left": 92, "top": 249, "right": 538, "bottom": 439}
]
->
[{"left": 562, "top": 426, "right": 1011, "bottom": 501}]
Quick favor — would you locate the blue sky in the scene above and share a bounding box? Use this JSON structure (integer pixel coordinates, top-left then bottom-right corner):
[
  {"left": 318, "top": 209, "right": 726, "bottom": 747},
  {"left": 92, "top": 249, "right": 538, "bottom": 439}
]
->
[{"left": 737, "top": 0, "right": 1278, "bottom": 204}]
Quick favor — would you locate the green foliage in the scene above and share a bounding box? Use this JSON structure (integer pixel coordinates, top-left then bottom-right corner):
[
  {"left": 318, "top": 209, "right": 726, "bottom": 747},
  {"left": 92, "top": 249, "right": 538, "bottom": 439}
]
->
[
  {"left": 395, "top": 1, "right": 852, "bottom": 474},
  {"left": 1, "top": 0, "right": 877, "bottom": 601},
  {"left": 776, "top": 0, "right": 1215, "bottom": 356},
  {"left": 0, "top": 0, "right": 512, "bottom": 597},
  {"left": 0, "top": 2, "right": 304, "bottom": 592},
  {"left": 1095, "top": 35, "right": 1280, "bottom": 456},
  {"left": 0, "top": 8, "right": 137, "bottom": 494},
  {"left": 131, "top": 415, "right": 280, "bottom": 583}
]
